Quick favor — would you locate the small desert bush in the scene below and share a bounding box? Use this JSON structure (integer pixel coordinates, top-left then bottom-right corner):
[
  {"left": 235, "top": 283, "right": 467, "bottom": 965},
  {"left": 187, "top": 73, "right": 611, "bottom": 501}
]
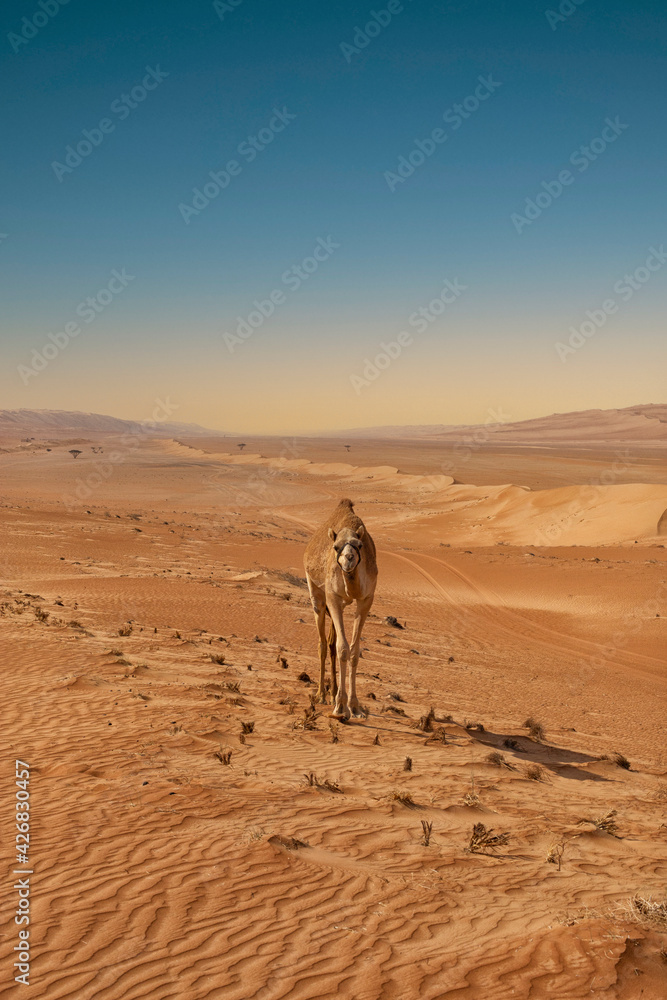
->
[
  {"left": 426, "top": 727, "right": 447, "bottom": 744},
  {"left": 524, "top": 718, "right": 545, "bottom": 742},
  {"left": 546, "top": 842, "right": 565, "bottom": 870},
  {"left": 392, "top": 790, "right": 415, "bottom": 806},
  {"left": 35, "top": 607, "right": 49, "bottom": 622},
  {"left": 241, "top": 720, "right": 255, "bottom": 734},
  {"left": 599, "top": 752, "right": 631, "bottom": 770},
  {"left": 118, "top": 624, "right": 133, "bottom": 636},
  {"left": 486, "top": 751, "right": 515, "bottom": 769},
  {"left": 329, "top": 722, "right": 340, "bottom": 743},
  {"left": 577, "top": 809, "right": 618, "bottom": 836},
  {"left": 467, "top": 823, "right": 510, "bottom": 854},
  {"left": 414, "top": 706, "right": 436, "bottom": 732},
  {"left": 304, "top": 773, "right": 342, "bottom": 793},
  {"left": 224, "top": 681, "right": 240, "bottom": 692},
  {"left": 524, "top": 764, "right": 547, "bottom": 781},
  {"left": 210, "top": 653, "right": 226, "bottom": 665},
  {"left": 630, "top": 896, "right": 667, "bottom": 928},
  {"left": 421, "top": 820, "right": 433, "bottom": 846},
  {"left": 465, "top": 720, "right": 485, "bottom": 732},
  {"left": 404, "top": 756, "right": 412, "bottom": 771},
  {"left": 215, "top": 749, "right": 232, "bottom": 765}
]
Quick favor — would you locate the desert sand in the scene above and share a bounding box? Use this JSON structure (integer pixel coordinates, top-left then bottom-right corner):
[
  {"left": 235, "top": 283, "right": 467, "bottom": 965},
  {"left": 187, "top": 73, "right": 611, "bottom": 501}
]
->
[{"left": 1, "top": 421, "right": 666, "bottom": 999}]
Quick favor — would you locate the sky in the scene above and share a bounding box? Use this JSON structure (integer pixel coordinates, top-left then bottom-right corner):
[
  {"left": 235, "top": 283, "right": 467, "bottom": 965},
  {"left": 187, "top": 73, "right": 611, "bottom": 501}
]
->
[{"left": 1, "top": 0, "right": 665, "bottom": 433}]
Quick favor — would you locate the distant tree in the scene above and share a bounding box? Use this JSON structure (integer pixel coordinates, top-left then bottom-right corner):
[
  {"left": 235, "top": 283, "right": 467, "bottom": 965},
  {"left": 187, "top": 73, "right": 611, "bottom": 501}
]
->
[
  {"left": 238, "top": 443, "right": 246, "bottom": 452},
  {"left": 344, "top": 444, "right": 351, "bottom": 453},
  {"left": 69, "top": 449, "right": 82, "bottom": 459}
]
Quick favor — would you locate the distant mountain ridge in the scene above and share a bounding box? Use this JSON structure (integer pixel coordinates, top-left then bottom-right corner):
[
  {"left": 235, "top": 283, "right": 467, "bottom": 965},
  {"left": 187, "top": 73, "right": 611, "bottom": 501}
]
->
[
  {"left": 339, "top": 405, "right": 667, "bottom": 446},
  {"left": 0, "top": 408, "right": 219, "bottom": 437}
]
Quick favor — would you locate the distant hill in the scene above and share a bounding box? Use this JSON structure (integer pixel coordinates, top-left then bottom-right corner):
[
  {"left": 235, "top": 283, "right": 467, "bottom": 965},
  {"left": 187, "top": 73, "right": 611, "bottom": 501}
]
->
[
  {"left": 340, "top": 405, "right": 667, "bottom": 447},
  {"left": 0, "top": 409, "right": 220, "bottom": 438}
]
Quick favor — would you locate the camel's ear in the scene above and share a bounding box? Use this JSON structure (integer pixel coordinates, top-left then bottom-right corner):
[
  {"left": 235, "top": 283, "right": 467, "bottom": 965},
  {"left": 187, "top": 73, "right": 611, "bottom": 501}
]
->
[
  {"left": 356, "top": 525, "right": 365, "bottom": 539},
  {"left": 328, "top": 528, "right": 337, "bottom": 542}
]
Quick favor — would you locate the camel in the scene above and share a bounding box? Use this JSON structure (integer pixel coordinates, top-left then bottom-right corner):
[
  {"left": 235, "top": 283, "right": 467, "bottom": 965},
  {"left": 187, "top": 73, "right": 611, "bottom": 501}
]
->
[{"left": 303, "top": 499, "right": 377, "bottom": 720}]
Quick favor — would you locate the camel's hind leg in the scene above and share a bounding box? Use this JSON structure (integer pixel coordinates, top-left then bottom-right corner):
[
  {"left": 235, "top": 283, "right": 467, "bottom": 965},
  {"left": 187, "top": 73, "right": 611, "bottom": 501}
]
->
[
  {"left": 307, "top": 578, "right": 329, "bottom": 704},
  {"left": 327, "top": 618, "right": 338, "bottom": 701}
]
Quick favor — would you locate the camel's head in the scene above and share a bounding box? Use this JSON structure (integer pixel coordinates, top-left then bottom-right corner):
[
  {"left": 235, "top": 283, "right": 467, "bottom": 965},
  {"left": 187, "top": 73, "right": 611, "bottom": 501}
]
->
[{"left": 328, "top": 525, "right": 364, "bottom": 575}]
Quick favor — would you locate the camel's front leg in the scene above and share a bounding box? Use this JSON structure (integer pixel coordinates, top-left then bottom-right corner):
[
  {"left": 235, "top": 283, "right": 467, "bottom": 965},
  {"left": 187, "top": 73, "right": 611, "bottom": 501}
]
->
[
  {"left": 327, "top": 595, "right": 351, "bottom": 720},
  {"left": 348, "top": 595, "right": 373, "bottom": 719}
]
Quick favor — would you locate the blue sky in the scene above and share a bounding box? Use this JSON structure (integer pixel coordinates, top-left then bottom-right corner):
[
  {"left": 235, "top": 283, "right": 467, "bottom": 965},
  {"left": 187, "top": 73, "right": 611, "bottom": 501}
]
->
[{"left": 1, "top": 0, "right": 665, "bottom": 432}]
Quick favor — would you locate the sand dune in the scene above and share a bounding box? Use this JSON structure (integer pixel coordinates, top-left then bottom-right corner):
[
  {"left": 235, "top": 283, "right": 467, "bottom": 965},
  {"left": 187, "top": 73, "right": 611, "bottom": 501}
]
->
[
  {"left": 343, "top": 404, "right": 667, "bottom": 447},
  {"left": 1, "top": 433, "right": 665, "bottom": 999}
]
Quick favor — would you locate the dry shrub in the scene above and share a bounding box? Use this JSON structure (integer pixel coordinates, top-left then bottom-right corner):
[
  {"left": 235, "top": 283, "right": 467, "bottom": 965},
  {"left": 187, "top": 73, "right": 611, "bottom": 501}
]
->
[
  {"left": 421, "top": 820, "right": 433, "bottom": 846},
  {"left": 389, "top": 691, "right": 405, "bottom": 702},
  {"left": 299, "top": 702, "right": 319, "bottom": 730},
  {"left": 467, "top": 823, "right": 510, "bottom": 854},
  {"left": 504, "top": 738, "right": 524, "bottom": 751},
  {"left": 373, "top": 733, "right": 380, "bottom": 745},
  {"left": 224, "top": 681, "right": 240, "bottom": 692},
  {"left": 415, "top": 707, "right": 436, "bottom": 732},
  {"left": 465, "top": 720, "right": 485, "bottom": 732},
  {"left": 304, "top": 772, "right": 342, "bottom": 793},
  {"left": 210, "top": 653, "right": 226, "bottom": 665},
  {"left": 392, "top": 790, "right": 415, "bottom": 806},
  {"left": 383, "top": 705, "right": 406, "bottom": 716},
  {"left": 297, "top": 671, "right": 312, "bottom": 684},
  {"left": 599, "top": 752, "right": 631, "bottom": 770},
  {"left": 215, "top": 749, "right": 232, "bottom": 765},
  {"left": 329, "top": 722, "right": 340, "bottom": 743},
  {"left": 524, "top": 718, "right": 545, "bottom": 742},
  {"left": 524, "top": 764, "right": 547, "bottom": 781},
  {"left": 463, "top": 790, "right": 481, "bottom": 807},
  {"left": 426, "top": 727, "right": 447, "bottom": 744},
  {"left": 241, "top": 720, "right": 255, "bottom": 734},
  {"left": 631, "top": 896, "right": 667, "bottom": 928},
  {"left": 35, "top": 607, "right": 49, "bottom": 622},
  {"left": 118, "top": 624, "right": 133, "bottom": 636},
  {"left": 486, "top": 751, "right": 515, "bottom": 769},
  {"left": 404, "top": 756, "right": 413, "bottom": 771},
  {"left": 546, "top": 842, "right": 565, "bottom": 870},
  {"left": 577, "top": 809, "right": 619, "bottom": 836},
  {"left": 279, "top": 696, "right": 296, "bottom": 714}
]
